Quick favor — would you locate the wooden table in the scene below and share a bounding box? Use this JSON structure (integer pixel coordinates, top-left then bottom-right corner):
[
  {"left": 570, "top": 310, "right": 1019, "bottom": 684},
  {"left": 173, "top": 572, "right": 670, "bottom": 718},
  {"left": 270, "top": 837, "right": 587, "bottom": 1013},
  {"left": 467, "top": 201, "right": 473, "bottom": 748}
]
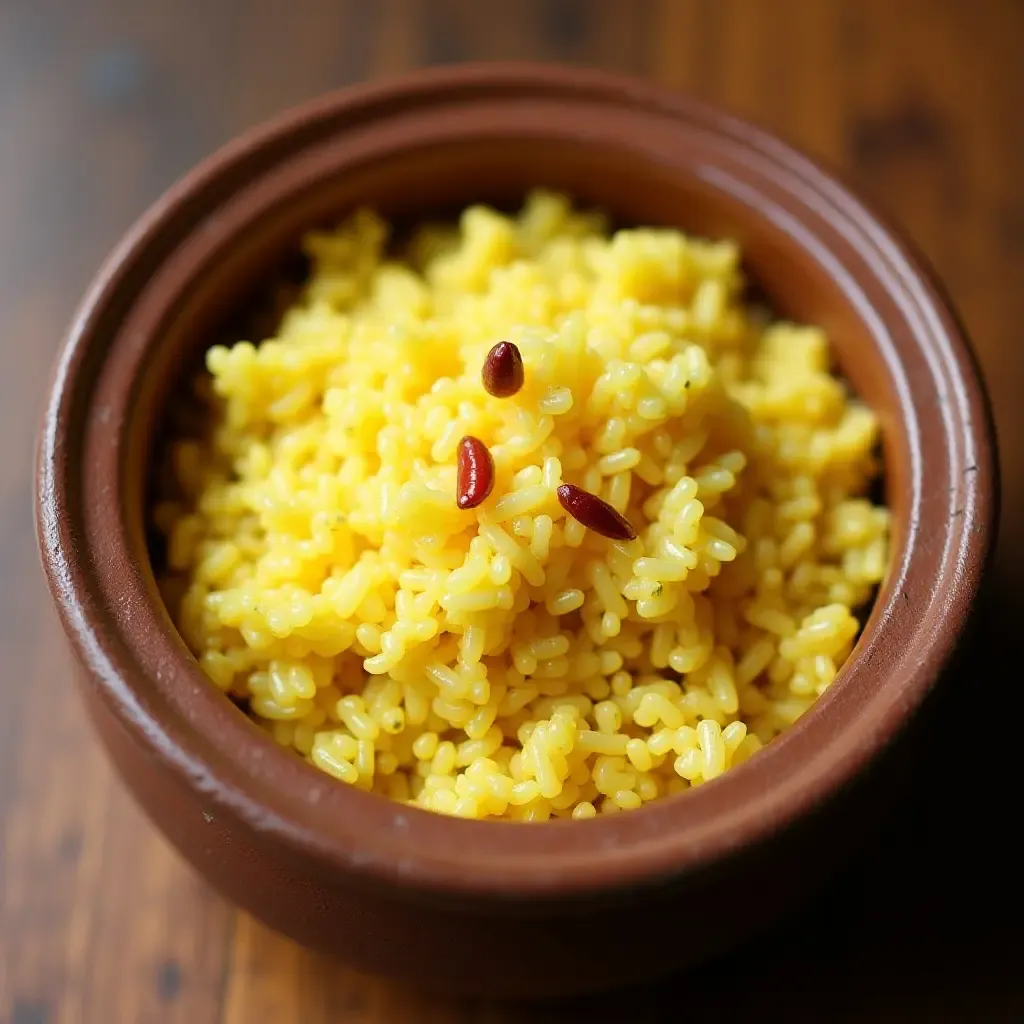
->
[{"left": 3, "top": 1, "right": 1022, "bottom": 1020}]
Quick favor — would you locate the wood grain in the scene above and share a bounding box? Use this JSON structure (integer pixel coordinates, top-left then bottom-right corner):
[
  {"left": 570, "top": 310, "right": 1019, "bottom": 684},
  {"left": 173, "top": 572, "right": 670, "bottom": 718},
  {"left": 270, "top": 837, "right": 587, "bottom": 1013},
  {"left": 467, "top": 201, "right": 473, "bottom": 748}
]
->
[{"left": 2, "top": 1, "right": 1022, "bottom": 1020}]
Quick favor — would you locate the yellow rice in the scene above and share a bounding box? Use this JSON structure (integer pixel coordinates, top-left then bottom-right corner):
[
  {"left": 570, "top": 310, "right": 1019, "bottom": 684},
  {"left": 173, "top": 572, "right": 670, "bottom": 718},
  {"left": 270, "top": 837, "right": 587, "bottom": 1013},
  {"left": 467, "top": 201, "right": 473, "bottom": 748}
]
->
[{"left": 154, "top": 191, "right": 889, "bottom": 821}]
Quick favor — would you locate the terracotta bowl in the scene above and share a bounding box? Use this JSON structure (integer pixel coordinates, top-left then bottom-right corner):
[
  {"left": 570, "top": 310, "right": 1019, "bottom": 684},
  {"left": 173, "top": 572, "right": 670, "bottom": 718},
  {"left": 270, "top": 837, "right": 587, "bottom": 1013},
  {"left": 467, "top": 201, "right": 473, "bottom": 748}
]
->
[{"left": 35, "top": 64, "right": 997, "bottom": 998}]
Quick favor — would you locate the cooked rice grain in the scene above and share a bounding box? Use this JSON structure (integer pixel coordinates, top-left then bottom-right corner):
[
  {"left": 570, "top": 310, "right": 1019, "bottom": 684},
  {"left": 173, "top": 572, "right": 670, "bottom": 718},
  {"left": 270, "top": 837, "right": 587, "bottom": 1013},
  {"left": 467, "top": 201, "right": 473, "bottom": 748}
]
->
[{"left": 155, "top": 191, "right": 889, "bottom": 820}]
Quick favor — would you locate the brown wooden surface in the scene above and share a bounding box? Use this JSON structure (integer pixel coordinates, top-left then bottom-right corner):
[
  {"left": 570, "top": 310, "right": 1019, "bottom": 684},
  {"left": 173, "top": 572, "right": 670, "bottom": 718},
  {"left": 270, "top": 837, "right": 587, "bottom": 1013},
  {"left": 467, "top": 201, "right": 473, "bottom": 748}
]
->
[{"left": 2, "top": 1, "right": 1022, "bottom": 1020}]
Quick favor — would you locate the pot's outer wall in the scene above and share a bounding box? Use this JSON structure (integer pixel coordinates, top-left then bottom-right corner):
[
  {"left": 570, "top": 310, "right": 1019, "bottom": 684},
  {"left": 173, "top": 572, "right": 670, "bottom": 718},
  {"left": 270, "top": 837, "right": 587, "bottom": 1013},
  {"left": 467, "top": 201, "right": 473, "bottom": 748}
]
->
[
  {"left": 36, "top": 65, "right": 997, "bottom": 996},
  {"left": 79, "top": 659, "right": 912, "bottom": 997}
]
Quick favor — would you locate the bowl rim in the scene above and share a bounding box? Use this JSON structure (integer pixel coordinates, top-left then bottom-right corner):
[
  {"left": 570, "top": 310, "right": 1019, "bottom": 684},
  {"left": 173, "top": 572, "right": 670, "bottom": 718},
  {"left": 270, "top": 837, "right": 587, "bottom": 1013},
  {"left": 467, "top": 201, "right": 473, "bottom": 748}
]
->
[{"left": 36, "top": 61, "right": 998, "bottom": 901}]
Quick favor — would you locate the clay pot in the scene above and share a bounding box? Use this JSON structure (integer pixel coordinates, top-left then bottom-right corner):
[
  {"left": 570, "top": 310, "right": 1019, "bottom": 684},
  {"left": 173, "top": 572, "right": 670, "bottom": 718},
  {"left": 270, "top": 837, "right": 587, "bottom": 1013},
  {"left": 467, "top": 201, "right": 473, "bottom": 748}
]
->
[{"left": 35, "top": 64, "right": 997, "bottom": 998}]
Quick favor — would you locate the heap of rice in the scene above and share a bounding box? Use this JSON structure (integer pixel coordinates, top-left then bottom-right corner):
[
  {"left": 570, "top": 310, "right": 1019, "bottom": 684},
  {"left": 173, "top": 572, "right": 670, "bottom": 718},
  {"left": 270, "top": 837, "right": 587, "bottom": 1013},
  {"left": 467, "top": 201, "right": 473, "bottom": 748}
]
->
[{"left": 155, "top": 191, "right": 889, "bottom": 821}]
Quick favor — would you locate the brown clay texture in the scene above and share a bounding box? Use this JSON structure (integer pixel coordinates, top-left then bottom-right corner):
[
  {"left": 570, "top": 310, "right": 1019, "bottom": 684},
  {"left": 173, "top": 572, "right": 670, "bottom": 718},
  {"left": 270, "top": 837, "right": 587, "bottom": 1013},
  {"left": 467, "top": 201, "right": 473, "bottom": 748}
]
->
[{"left": 35, "top": 64, "right": 997, "bottom": 997}]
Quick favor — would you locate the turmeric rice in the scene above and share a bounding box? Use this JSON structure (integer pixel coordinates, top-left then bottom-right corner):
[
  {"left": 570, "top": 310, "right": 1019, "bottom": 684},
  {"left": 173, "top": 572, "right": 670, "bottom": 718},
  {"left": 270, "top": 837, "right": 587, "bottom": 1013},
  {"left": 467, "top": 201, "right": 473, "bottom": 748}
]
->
[{"left": 154, "top": 191, "right": 889, "bottom": 821}]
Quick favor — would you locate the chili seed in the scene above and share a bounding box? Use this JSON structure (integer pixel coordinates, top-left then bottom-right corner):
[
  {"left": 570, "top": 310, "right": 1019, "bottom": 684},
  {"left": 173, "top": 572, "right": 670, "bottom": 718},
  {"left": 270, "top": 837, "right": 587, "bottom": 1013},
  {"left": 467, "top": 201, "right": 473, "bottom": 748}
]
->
[
  {"left": 456, "top": 436, "right": 495, "bottom": 510},
  {"left": 556, "top": 483, "right": 637, "bottom": 541},
  {"left": 482, "top": 341, "right": 525, "bottom": 398}
]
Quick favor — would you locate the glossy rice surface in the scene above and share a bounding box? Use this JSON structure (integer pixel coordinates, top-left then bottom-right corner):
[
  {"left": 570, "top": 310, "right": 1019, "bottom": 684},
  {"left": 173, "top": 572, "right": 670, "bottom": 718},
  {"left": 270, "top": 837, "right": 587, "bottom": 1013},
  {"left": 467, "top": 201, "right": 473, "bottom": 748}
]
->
[{"left": 155, "top": 192, "right": 889, "bottom": 820}]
